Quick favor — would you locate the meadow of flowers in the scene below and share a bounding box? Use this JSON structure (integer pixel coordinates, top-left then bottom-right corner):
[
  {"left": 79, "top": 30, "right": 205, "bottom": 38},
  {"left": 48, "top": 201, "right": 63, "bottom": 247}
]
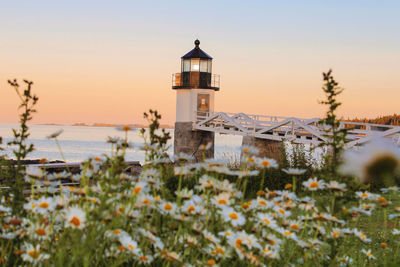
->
[{"left": 1, "top": 124, "right": 400, "bottom": 266}]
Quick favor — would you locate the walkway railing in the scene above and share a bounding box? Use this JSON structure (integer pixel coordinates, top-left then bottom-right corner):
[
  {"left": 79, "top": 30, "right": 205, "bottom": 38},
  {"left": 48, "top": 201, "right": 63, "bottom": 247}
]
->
[{"left": 193, "top": 111, "right": 400, "bottom": 148}]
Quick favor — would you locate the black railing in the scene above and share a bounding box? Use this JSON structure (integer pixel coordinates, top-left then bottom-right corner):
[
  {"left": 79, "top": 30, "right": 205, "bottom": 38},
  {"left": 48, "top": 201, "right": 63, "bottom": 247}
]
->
[{"left": 172, "top": 72, "right": 220, "bottom": 90}]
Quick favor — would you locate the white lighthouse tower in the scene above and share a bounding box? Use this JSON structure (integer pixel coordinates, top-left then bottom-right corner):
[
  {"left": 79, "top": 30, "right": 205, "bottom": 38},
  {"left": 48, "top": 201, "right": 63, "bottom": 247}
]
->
[{"left": 172, "top": 39, "right": 220, "bottom": 160}]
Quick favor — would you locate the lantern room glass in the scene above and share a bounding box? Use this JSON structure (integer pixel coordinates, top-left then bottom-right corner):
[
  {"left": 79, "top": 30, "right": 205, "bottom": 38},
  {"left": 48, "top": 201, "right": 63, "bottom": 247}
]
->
[
  {"left": 182, "top": 59, "right": 190, "bottom": 72},
  {"left": 190, "top": 58, "right": 200, "bottom": 71}
]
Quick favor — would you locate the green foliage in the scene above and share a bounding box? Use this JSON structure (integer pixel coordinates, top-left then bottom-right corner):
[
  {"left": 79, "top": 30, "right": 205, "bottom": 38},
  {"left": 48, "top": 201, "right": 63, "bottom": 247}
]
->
[
  {"left": 4, "top": 79, "right": 38, "bottom": 215},
  {"left": 319, "top": 70, "right": 349, "bottom": 175},
  {"left": 140, "top": 109, "right": 171, "bottom": 161}
]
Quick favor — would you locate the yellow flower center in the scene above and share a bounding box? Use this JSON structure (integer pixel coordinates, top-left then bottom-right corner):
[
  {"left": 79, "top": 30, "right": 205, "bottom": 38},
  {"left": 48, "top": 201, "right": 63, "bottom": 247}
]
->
[
  {"left": 362, "top": 193, "right": 368, "bottom": 198},
  {"left": 264, "top": 248, "right": 271, "bottom": 253},
  {"left": 114, "top": 229, "right": 121, "bottom": 235},
  {"left": 229, "top": 212, "right": 239, "bottom": 220},
  {"left": 139, "top": 256, "right": 148, "bottom": 261},
  {"left": 258, "top": 200, "right": 267, "bottom": 206},
  {"left": 332, "top": 232, "right": 340, "bottom": 238},
  {"left": 284, "top": 231, "right": 292, "bottom": 236},
  {"left": 187, "top": 206, "right": 195, "bottom": 213},
  {"left": 218, "top": 199, "right": 227, "bottom": 205},
  {"left": 35, "top": 228, "right": 46, "bottom": 236},
  {"left": 164, "top": 203, "right": 173, "bottom": 211},
  {"left": 262, "top": 161, "right": 270, "bottom": 167},
  {"left": 206, "top": 259, "right": 216, "bottom": 266},
  {"left": 215, "top": 247, "right": 224, "bottom": 254},
  {"left": 309, "top": 182, "right": 319, "bottom": 188},
  {"left": 262, "top": 218, "right": 271, "bottom": 224},
  {"left": 118, "top": 245, "right": 125, "bottom": 251},
  {"left": 39, "top": 202, "right": 49, "bottom": 209},
  {"left": 291, "top": 224, "right": 299, "bottom": 230},
  {"left": 134, "top": 187, "right": 142, "bottom": 194},
  {"left": 70, "top": 216, "right": 81, "bottom": 227},
  {"left": 128, "top": 244, "right": 135, "bottom": 251},
  {"left": 143, "top": 199, "right": 151, "bottom": 204},
  {"left": 28, "top": 250, "right": 39, "bottom": 259}
]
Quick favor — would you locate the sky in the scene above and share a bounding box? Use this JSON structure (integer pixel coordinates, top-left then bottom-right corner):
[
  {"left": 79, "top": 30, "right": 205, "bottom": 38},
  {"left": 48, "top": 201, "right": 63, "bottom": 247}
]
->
[{"left": 1, "top": 0, "right": 399, "bottom": 125}]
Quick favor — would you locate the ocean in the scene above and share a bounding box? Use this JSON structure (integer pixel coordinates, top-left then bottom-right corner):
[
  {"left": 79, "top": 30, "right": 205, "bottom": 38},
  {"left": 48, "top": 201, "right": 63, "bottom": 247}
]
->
[{"left": 0, "top": 124, "right": 243, "bottom": 164}]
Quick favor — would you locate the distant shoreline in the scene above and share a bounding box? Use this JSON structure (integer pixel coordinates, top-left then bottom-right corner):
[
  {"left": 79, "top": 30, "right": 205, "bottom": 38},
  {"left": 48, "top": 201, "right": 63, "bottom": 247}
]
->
[{"left": 36, "top": 123, "right": 174, "bottom": 129}]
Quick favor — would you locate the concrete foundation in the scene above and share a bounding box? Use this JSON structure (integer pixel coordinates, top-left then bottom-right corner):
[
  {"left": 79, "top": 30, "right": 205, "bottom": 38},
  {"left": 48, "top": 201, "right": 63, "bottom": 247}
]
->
[
  {"left": 174, "top": 122, "right": 214, "bottom": 161},
  {"left": 241, "top": 136, "right": 284, "bottom": 162}
]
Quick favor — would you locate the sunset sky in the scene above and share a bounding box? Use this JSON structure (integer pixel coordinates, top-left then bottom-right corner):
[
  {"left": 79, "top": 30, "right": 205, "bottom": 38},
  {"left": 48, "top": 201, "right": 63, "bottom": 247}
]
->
[{"left": 1, "top": 1, "right": 399, "bottom": 126}]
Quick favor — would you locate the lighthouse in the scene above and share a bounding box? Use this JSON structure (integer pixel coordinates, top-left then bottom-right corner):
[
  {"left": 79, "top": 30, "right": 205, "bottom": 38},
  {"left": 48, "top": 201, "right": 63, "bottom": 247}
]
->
[{"left": 172, "top": 39, "right": 220, "bottom": 160}]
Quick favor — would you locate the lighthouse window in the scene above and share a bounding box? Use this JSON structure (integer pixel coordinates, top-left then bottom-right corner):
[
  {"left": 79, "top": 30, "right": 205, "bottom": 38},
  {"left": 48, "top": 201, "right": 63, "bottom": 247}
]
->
[
  {"left": 200, "top": 59, "right": 208, "bottom": 72},
  {"left": 197, "top": 94, "right": 210, "bottom": 113},
  {"left": 191, "top": 58, "right": 200, "bottom": 71},
  {"left": 207, "top": 60, "right": 212, "bottom": 73},
  {"left": 182, "top": 59, "right": 190, "bottom": 72}
]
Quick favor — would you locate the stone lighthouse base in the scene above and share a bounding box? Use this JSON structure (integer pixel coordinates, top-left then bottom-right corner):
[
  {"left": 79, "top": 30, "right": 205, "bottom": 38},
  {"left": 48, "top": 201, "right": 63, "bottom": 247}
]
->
[
  {"left": 241, "top": 136, "right": 284, "bottom": 162},
  {"left": 174, "top": 122, "right": 214, "bottom": 161}
]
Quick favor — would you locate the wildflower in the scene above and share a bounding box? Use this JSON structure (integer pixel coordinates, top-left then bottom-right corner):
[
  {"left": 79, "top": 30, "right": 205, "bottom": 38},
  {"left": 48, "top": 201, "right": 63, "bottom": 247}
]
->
[
  {"left": 287, "top": 220, "right": 302, "bottom": 231},
  {"left": 116, "top": 125, "right": 136, "bottom": 131},
  {"left": 326, "top": 181, "right": 347, "bottom": 191},
  {"left": 242, "top": 145, "right": 259, "bottom": 155},
  {"left": 273, "top": 206, "right": 291, "bottom": 218},
  {"left": 21, "top": 243, "right": 50, "bottom": 263},
  {"left": 137, "top": 254, "right": 153, "bottom": 264},
  {"left": 203, "top": 230, "right": 221, "bottom": 244},
  {"left": 338, "top": 256, "right": 353, "bottom": 267},
  {"left": 30, "top": 224, "right": 50, "bottom": 240},
  {"left": 277, "top": 227, "right": 298, "bottom": 241},
  {"left": 282, "top": 168, "right": 306, "bottom": 175},
  {"left": 160, "top": 251, "right": 181, "bottom": 262},
  {"left": 199, "top": 142, "right": 213, "bottom": 151},
  {"left": 361, "top": 249, "right": 376, "bottom": 260},
  {"left": 159, "top": 201, "right": 176, "bottom": 215},
  {"left": 393, "top": 229, "right": 400, "bottom": 235},
  {"left": 284, "top": 183, "right": 292, "bottom": 189},
  {"left": 257, "top": 157, "right": 278, "bottom": 168},
  {"left": 64, "top": 207, "right": 86, "bottom": 229},
  {"left": 257, "top": 213, "right": 277, "bottom": 229},
  {"left": 339, "top": 139, "right": 400, "bottom": 183},
  {"left": 212, "top": 192, "right": 231, "bottom": 207},
  {"left": 302, "top": 177, "right": 325, "bottom": 191},
  {"left": 175, "top": 188, "right": 193, "bottom": 199},
  {"left": 237, "top": 169, "right": 259, "bottom": 178},
  {"left": 353, "top": 229, "right": 371, "bottom": 243},
  {"left": 355, "top": 191, "right": 379, "bottom": 200},
  {"left": 197, "top": 175, "right": 217, "bottom": 190},
  {"left": 119, "top": 235, "right": 141, "bottom": 255},
  {"left": 34, "top": 197, "right": 56, "bottom": 214},
  {"left": 220, "top": 207, "right": 245, "bottom": 226},
  {"left": 46, "top": 129, "right": 63, "bottom": 139},
  {"left": 262, "top": 245, "right": 280, "bottom": 259},
  {"left": 264, "top": 233, "right": 282, "bottom": 248},
  {"left": 381, "top": 242, "right": 388, "bottom": 248},
  {"left": 133, "top": 181, "right": 148, "bottom": 195},
  {"left": 330, "top": 228, "right": 342, "bottom": 238},
  {"left": 182, "top": 200, "right": 203, "bottom": 216}
]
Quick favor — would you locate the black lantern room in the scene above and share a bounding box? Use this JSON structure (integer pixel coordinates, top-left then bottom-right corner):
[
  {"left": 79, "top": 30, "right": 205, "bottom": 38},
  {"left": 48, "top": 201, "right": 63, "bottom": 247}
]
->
[{"left": 172, "top": 40, "right": 220, "bottom": 91}]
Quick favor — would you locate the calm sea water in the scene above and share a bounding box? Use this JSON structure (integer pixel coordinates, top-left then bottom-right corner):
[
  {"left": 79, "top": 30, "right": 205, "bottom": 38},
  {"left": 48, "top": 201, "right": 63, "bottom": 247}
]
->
[{"left": 0, "top": 124, "right": 243, "bottom": 164}]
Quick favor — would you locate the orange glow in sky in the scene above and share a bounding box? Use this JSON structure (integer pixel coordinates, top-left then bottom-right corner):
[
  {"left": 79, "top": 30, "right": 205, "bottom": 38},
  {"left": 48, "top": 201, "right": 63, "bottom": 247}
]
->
[{"left": 1, "top": 1, "right": 399, "bottom": 125}]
